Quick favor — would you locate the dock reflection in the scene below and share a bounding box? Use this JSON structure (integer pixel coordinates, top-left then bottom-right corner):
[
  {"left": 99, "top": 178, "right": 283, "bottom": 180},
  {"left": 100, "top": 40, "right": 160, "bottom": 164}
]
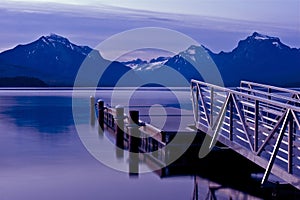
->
[{"left": 107, "top": 126, "right": 300, "bottom": 199}]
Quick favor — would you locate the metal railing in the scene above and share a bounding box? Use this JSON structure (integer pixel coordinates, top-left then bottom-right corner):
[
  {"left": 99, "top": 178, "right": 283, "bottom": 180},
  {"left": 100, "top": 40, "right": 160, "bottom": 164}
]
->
[
  {"left": 191, "top": 79, "right": 300, "bottom": 189},
  {"left": 240, "top": 81, "right": 300, "bottom": 105}
]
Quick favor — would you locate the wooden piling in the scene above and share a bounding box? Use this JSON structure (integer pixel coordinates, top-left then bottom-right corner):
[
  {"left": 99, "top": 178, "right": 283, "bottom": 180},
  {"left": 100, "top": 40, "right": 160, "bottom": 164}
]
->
[
  {"left": 90, "top": 96, "right": 95, "bottom": 126},
  {"left": 128, "top": 110, "right": 140, "bottom": 176},
  {"left": 129, "top": 110, "right": 140, "bottom": 153},
  {"left": 97, "top": 99, "right": 104, "bottom": 129},
  {"left": 129, "top": 110, "right": 139, "bottom": 126},
  {"left": 115, "top": 105, "right": 125, "bottom": 158},
  {"left": 115, "top": 105, "right": 125, "bottom": 135}
]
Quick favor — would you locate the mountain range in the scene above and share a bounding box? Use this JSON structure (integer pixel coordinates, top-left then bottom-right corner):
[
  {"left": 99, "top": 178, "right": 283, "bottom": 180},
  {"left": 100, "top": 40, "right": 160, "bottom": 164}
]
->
[
  {"left": 0, "top": 34, "right": 136, "bottom": 87},
  {"left": 0, "top": 32, "right": 299, "bottom": 87},
  {"left": 124, "top": 32, "right": 300, "bottom": 87}
]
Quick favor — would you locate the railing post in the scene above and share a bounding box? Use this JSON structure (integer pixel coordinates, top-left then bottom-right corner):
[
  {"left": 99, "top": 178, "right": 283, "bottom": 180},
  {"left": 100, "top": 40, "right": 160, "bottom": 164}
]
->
[
  {"left": 267, "top": 88, "right": 272, "bottom": 100},
  {"left": 90, "top": 96, "right": 95, "bottom": 126},
  {"left": 254, "top": 100, "right": 259, "bottom": 152},
  {"left": 288, "top": 114, "right": 294, "bottom": 174},
  {"left": 194, "top": 85, "right": 199, "bottom": 122},
  {"left": 210, "top": 87, "right": 214, "bottom": 127},
  {"left": 97, "top": 99, "right": 104, "bottom": 129},
  {"left": 229, "top": 96, "right": 233, "bottom": 141},
  {"left": 195, "top": 85, "right": 199, "bottom": 122}
]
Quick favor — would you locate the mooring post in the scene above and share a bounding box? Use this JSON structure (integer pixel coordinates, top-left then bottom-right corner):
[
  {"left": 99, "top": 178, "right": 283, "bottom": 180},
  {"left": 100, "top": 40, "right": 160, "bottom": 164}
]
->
[
  {"left": 128, "top": 110, "right": 140, "bottom": 176},
  {"left": 129, "top": 110, "right": 139, "bottom": 125},
  {"left": 90, "top": 96, "right": 95, "bottom": 126},
  {"left": 97, "top": 99, "right": 104, "bottom": 129},
  {"left": 129, "top": 110, "right": 140, "bottom": 153},
  {"left": 115, "top": 105, "right": 125, "bottom": 158},
  {"left": 115, "top": 105, "right": 125, "bottom": 137}
]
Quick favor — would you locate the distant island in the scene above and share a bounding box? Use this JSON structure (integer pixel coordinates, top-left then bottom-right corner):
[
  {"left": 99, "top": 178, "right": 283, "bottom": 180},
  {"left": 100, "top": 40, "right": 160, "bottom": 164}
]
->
[{"left": 0, "top": 32, "right": 299, "bottom": 87}]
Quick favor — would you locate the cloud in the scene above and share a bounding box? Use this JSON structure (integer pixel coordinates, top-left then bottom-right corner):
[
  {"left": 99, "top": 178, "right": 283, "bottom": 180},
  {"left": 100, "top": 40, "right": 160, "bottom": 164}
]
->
[{"left": 0, "top": 2, "right": 299, "bottom": 58}]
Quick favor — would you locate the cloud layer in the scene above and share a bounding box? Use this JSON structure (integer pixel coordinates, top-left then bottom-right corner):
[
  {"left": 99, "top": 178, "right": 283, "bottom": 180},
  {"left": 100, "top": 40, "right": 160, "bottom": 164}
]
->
[{"left": 0, "top": 2, "right": 299, "bottom": 61}]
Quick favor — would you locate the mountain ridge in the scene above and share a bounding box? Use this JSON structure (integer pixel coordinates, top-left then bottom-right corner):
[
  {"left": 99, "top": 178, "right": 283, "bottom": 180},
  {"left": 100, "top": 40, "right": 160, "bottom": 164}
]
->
[
  {"left": 0, "top": 33, "right": 138, "bottom": 87},
  {"left": 126, "top": 32, "right": 300, "bottom": 87},
  {"left": 0, "top": 32, "right": 299, "bottom": 87}
]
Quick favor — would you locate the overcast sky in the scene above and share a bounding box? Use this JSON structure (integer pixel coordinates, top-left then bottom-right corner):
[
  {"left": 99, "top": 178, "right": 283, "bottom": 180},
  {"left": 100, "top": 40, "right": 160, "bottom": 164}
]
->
[{"left": 0, "top": 0, "right": 299, "bottom": 60}]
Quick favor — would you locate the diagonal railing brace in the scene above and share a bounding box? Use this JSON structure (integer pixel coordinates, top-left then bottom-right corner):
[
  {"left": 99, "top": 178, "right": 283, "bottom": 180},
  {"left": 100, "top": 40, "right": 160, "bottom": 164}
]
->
[{"left": 261, "top": 109, "right": 291, "bottom": 186}]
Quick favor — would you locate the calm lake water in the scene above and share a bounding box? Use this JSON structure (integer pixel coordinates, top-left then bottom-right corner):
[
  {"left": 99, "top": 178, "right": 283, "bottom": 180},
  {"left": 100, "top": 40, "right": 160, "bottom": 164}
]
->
[{"left": 0, "top": 88, "right": 284, "bottom": 200}]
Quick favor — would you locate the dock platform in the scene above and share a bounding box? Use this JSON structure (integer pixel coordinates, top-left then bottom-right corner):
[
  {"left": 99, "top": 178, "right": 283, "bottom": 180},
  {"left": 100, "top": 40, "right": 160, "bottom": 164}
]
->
[
  {"left": 191, "top": 79, "right": 300, "bottom": 190},
  {"left": 91, "top": 79, "right": 300, "bottom": 190}
]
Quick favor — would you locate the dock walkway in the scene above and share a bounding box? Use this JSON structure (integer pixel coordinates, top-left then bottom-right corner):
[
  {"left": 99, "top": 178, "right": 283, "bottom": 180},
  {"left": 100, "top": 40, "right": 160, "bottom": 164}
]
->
[
  {"left": 92, "top": 80, "right": 300, "bottom": 190},
  {"left": 191, "top": 80, "right": 300, "bottom": 190}
]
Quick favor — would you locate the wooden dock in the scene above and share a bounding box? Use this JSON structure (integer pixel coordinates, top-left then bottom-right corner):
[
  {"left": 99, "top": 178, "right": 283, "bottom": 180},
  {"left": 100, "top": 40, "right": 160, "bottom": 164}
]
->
[
  {"left": 191, "top": 79, "right": 300, "bottom": 190},
  {"left": 91, "top": 79, "right": 300, "bottom": 190},
  {"left": 91, "top": 96, "right": 197, "bottom": 170}
]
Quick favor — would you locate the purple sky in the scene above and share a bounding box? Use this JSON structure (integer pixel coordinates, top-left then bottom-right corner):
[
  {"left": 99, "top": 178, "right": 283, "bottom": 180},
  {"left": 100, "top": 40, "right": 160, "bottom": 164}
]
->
[{"left": 0, "top": 0, "right": 299, "bottom": 60}]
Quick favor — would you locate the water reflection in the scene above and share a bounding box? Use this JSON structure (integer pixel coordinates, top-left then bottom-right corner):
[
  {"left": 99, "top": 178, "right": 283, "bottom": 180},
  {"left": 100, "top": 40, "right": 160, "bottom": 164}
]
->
[
  {"left": 100, "top": 109, "right": 300, "bottom": 200},
  {"left": 0, "top": 95, "right": 74, "bottom": 133},
  {"left": 0, "top": 90, "right": 299, "bottom": 200}
]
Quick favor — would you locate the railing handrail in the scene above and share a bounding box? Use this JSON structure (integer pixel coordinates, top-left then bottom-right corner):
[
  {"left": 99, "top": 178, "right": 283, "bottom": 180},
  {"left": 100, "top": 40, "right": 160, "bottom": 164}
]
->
[
  {"left": 237, "top": 87, "right": 300, "bottom": 104},
  {"left": 191, "top": 79, "right": 300, "bottom": 113},
  {"left": 240, "top": 80, "right": 300, "bottom": 96}
]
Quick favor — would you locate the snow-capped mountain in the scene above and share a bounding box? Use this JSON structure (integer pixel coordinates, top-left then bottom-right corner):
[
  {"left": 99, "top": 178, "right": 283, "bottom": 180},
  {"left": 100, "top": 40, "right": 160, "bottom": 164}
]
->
[
  {"left": 122, "top": 58, "right": 147, "bottom": 69},
  {"left": 40, "top": 33, "right": 92, "bottom": 54},
  {"left": 0, "top": 34, "right": 137, "bottom": 86},
  {"left": 121, "top": 32, "right": 300, "bottom": 87},
  {"left": 0, "top": 32, "right": 299, "bottom": 87},
  {"left": 212, "top": 32, "right": 300, "bottom": 86},
  {"left": 122, "top": 57, "right": 169, "bottom": 71},
  {"left": 162, "top": 32, "right": 300, "bottom": 86}
]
